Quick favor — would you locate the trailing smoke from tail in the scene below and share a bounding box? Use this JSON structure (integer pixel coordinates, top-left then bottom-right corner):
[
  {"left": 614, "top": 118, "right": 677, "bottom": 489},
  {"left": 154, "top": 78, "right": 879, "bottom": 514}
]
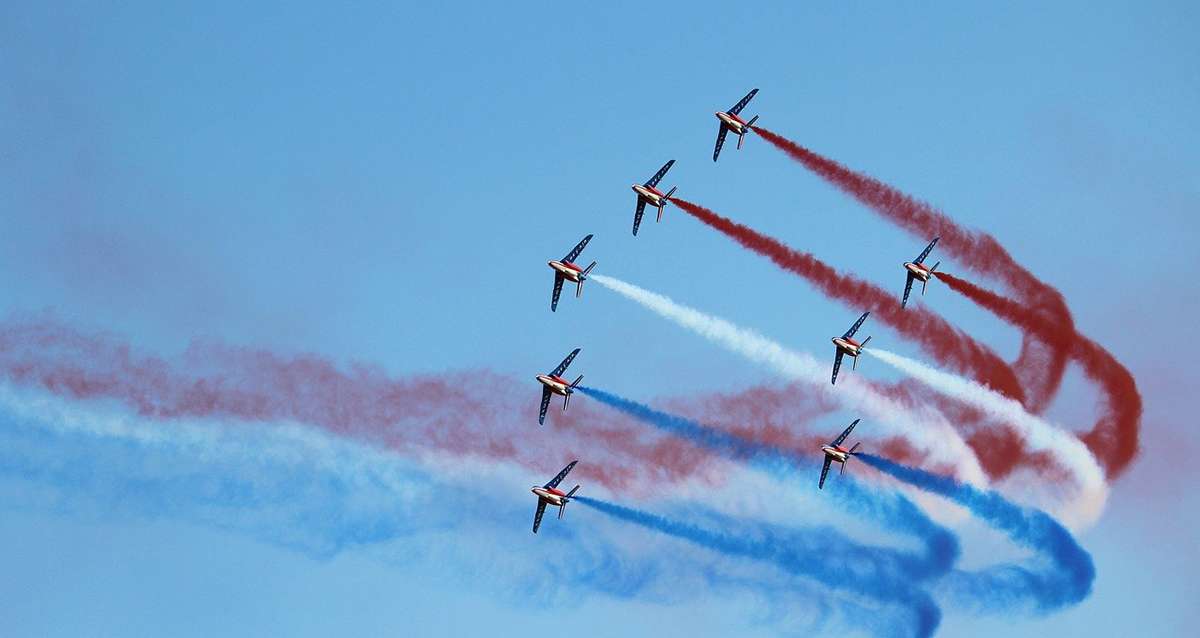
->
[
  {"left": 865, "top": 347, "right": 1108, "bottom": 528},
  {"left": 670, "top": 197, "right": 1025, "bottom": 404},
  {"left": 749, "top": 126, "right": 1092, "bottom": 437},
  {"left": 857, "top": 453, "right": 1095, "bottom": 614},
  {"left": 575, "top": 495, "right": 943, "bottom": 638},
  {"left": 0, "top": 387, "right": 877, "bottom": 623},
  {"left": 578, "top": 384, "right": 959, "bottom": 572},
  {"left": 587, "top": 274, "right": 987, "bottom": 486},
  {"left": 935, "top": 271, "right": 1142, "bottom": 479}
]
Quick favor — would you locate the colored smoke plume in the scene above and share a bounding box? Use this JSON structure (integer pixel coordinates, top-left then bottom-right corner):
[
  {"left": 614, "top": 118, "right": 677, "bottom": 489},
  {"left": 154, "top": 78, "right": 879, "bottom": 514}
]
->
[
  {"left": 935, "top": 271, "right": 1141, "bottom": 479},
  {"left": 670, "top": 196, "right": 1025, "bottom": 403}
]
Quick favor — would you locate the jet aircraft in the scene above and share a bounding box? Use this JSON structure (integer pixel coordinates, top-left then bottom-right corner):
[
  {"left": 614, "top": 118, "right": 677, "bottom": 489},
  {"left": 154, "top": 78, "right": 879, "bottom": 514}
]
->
[
  {"left": 831, "top": 312, "right": 872, "bottom": 385},
  {"left": 818, "top": 419, "right": 862, "bottom": 489},
  {"left": 548, "top": 234, "right": 596, "bottom": 312},
  {"left": 630, "top": 160, "right": 678, "bottom": 236},
  {"left": 901, "top": 237, "right": 941, "bottom": 308},
  {"left": 531, "top": 460, "right": 581, "bottom": 533},
  {"left": 536, "top": 348, "right": 583, "bottom": 425},
  {"left": 713, "top": 89, "right": 761, "bottom": 161}
]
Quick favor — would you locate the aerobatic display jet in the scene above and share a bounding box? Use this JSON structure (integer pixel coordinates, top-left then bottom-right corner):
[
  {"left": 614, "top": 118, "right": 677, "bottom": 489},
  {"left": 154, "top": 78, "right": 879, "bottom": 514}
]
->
[
  {"left": 818, "top": 419, "right": 862, "bottom": 489},
  {"left": 901, "top": 237, "right": 941, "bottom": 309},
  {"left": 713, "top": 88, "right": 761, "bottom": 162},
  {"left": 830, "top": 312, "right": 872, "bottom": 385},
  {"left": 630, "top": 160, "right": 678, "bottom": 236},
  {"left": 530, "top": 460, "right": 581, "bottom": 534},
  {"left": 536, "top": 348, "right": 584, "bottom": 425},
  {"left": 548, "top": 234, "right": 597, "bottom": 311}
]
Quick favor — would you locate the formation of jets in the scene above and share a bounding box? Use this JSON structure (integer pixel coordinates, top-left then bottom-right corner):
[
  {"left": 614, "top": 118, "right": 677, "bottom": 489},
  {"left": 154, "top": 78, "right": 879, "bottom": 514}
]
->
[{"left": 529, "top": 91, "right": 946, "bottom": 531}]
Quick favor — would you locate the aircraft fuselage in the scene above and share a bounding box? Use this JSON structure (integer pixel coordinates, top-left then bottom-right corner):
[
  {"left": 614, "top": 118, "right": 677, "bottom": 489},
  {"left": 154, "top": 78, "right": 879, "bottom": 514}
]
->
[
  {"left": 548, "top": 260, "right": 585, "bottom": 282},
  {"left": 904, "top": 262, "right": 934, "bottom": 282},
  {"left": 716, "top": 111, "right": 749, "bottom": 133},
  {"left": 631, "top": 184, "right": 668, "bottom": 206},
  {"left": 531, "top": 486, "right": 568, "bottom": 506},
  {"left": 821, "top": 445, "right": 852, "bottom": 464},
  {"left": 536, "top": 374, "right": 572, "bottom": 396},
  {"left": 831, "top": 337, "right": 863, "bottom": 357}
]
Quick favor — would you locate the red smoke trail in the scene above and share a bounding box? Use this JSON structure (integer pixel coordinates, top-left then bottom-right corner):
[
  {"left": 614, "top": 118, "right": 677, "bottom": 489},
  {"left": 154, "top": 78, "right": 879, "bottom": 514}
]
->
[
  {"left": 0, "top": 316, "right": 968, "bottom": 489},
  {"left": 936, "top": 272, "right": 1141, "bottom": 478},
  {"left": 671, "top": 197, "right": 1026, "bottom": 404},
  {"left": 751, "top": 126, "right": 1073, "bottom": 413}
]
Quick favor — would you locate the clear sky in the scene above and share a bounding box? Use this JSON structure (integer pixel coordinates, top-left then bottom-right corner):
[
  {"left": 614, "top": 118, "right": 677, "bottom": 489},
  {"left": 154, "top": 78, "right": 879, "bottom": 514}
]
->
[{"left": 1, "top": 1, "right": 1198, "bottom": 636}]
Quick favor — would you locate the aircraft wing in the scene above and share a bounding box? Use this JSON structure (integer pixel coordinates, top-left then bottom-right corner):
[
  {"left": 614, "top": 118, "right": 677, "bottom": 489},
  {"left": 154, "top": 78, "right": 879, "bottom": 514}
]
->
[
  {"left": 831, "top": 350, "right": 844, "bottom": 385},
  {"left": 832, "top": 419, "right": 860, "bottom": 447},
  {"left": 644, "top": 159, "right": 675, "bottom": 188},
  {"left": 550, "top": 348, "right": 581, "bottom": 377},
  {"left": 532, "top": 500, "right": 548, "bottom": 534},
  {"left": 728, "top": 88, "right": 759, "bottom": 116},
  {"left": 538, "top": 386, "right": 552, "bottom": 425},
  {"left": 544, "top": 460, "right": 579, "bottom": 489},
  {"left": 818, "top": 456, "right": 833, "bottom": 490},
  {"left": 914, "top": 237, "right": 940, "bottom": 265},
  {"left": 712, "top": 125, "right": 730, "bottom": 162},
  {"left": 550, "top": 274, "right": 565, "bottom": 312},
  {"left": 563, "top": 234, "right": 593, "bottom": 263},
  {"left": 632, "top": 199, "right": 647, "bottom": 236},
  {"left": 901, "top": 272, "right": 916, "bottom": 309},
  {"left": 842, "top": 311, "right": 870, "bottom": 339}
]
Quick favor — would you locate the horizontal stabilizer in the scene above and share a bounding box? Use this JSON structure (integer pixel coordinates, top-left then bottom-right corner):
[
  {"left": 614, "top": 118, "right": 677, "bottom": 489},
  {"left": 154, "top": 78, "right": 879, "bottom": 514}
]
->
[
  {"left": 745, "top": 114, "right": 760, "bottom": 129},
  {"left": 571, "top": 374, "right": 584, "bottom": 388}
]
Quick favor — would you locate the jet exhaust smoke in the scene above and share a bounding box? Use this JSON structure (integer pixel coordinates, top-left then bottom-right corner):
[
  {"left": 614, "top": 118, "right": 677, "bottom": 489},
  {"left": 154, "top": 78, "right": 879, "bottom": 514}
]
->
[
  {"left": 935, "top": 272, "right": 1142, "bottom": 479},
  {"left": 574, "top": 495, "right": 944, "bottom": 638},
  {"left": 750, "top": 126, "right": 1141, "bottom": 479},
  {"left": 857, "top": 453, "right": 1095, "bottom": 613},
  {"left": 670, "top": 197, "right": 1026, "bottom": 404},
  {"left": 587, "top": 274, "right": 987, "bottom": 486},
  {"left": 864, "top": 347, "right": 1108, "bottom": 528}
]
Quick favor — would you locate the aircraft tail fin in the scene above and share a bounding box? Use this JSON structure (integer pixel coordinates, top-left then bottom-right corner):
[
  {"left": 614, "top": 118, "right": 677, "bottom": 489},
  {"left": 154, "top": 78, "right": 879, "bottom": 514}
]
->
[
  {"left": 664, "top": 186, "right": 677, "bottom": 201},
  {"left": 565, "top": 485, "right": 580, "bottom": 499},
  {"left": 860, "top": 335, "right": 872, "bottom": 350},
  {"left": 581, "top": 261, "right": 596, "bottom": 278},
  {"left": 570, "top": 374, "right": 584, "bottom": 389},
  {"left": 930, "top": 260, "right": 940, "bottom": 274},
  {"left": 849, "top": 441, "right": 861, "bottom": 455},
  {"left": 745, "top": 114, "right": 760, "bottom": 129},
  {"left": 562, "top": 392, "right": 571, "bottom": 412}
]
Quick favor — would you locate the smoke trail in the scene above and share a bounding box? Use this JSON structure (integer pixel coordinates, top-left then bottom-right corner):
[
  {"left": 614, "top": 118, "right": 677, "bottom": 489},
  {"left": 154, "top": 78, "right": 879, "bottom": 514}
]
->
[
  {"left": 936, "top": 272, "right": 1142, "bottom": 480},
  {"left": 0, "top": 314, "right": 767, "bottom": 492},
  {"left": 669, "top": 197, "right": 1025, "bottom": 404},
  {"left": 857, "top": 453, "right": 1095, "bottom": 613},
  {"left": 749, "top": 126, "right": 1105, "bottom": 451},
  {"left": 589, "top": 273, "right": 988, "bottom": 486},
  {"left": 575, "top": 496, "right": 943, "bottom": 638},
  {"left": 865, "top": 348, "right": 1107, "bottom": 527},
  {"left": 578, "top": 385, "right": 959, "bottom": 572},
  {"left": 0, "top": 386, "right": 874, "bottom": 631}
]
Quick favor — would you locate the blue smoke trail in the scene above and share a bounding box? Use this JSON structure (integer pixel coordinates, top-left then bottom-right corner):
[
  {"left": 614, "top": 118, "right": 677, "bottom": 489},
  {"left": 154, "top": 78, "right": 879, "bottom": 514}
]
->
[
  {"left": 0, "top": 390, "right": 898, "bottom": 636},
  {"left": 857, "top": 453, "right": 1095, "bottom": 613},
  {"left": 575, "top": 495, "right": 941, "bottom": 638},
  {"left": 578, "top": 386, "right": 958, "bottom": 578}
]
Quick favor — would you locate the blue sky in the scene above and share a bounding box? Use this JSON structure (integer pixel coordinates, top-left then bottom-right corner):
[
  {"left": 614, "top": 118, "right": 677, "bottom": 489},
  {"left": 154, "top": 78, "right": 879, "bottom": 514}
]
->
[{"left": 2, "top": 2, "right": 1198, "bottom": 636}]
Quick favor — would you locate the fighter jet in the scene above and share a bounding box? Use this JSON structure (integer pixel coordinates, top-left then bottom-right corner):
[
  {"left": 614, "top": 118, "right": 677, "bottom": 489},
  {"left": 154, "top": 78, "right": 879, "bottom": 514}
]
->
[
  {"left": 818, "top": 419, "right": 862, "bottom": 489},
  {"left": 548, "top": 234, "right": 597, "bottom": 312},
  {"left": 901, "top": 237, "right": 941, "bottom": 308},
  {"left": 830, "top": 312, "right": 872, "bottom": 385},
  {"left": 630, "top": 160, "right": 678, "bottom": 236},
  {"left": 536, "top": 348, "right": 583, "bottom": 425},
  {"left": 713, "top": 89, "right": 760, "bottom": 162},
  {"left": 531, "top": 460, "right": 581, "bottom": 534}
]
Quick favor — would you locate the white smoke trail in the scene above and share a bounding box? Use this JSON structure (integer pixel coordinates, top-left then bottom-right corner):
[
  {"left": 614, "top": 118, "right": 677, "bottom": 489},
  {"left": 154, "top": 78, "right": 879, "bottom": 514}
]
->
[
  {"left": 865, "top": 348, "right": 1108, "bottom": 528},
  {"left": 589, "top": 274, "right": 988, "bottom": 489}
]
